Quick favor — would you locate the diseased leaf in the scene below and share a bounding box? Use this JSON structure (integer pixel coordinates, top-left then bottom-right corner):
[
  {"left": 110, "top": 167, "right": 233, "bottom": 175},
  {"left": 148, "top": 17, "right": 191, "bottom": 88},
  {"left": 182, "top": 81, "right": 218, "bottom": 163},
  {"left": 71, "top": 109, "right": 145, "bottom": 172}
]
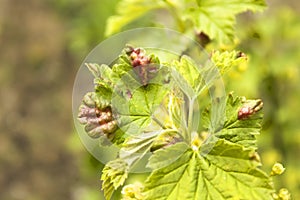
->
[
  {"left": 144, "top": 139, "right": 274, "bottom": 200},
  {"left": 202, "top": 93, "right": 264, "bottom": 149},
  {"left": 78, "top": 64, "right": 125, "bottom": 143},
  {"left": 79, "top": 46, "right": 277, "bottom": 200},
  {"left": 78, "top": 92, "right": 117, "bottom": 139}
]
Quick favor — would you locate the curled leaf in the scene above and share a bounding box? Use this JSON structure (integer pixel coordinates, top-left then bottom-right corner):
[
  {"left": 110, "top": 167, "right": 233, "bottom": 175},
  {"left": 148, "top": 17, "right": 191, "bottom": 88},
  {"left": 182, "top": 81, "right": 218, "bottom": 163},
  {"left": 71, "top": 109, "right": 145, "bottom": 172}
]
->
[
  {"left": 127, "top": 46, "right": 161, "bottom": 85},
  {"left": 238, "top": 99, "right": 263, "bottom": 120},
  {"left": 78, "top": 92, "right": 117, "bottom": 138}
]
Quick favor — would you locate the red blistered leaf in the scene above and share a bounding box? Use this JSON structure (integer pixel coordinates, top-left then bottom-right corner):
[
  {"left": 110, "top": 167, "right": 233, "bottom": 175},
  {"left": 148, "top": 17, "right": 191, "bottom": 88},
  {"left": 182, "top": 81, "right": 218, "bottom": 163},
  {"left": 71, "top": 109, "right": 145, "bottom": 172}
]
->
[
  {"left": 78, "top": 93, "right": 117, "bottom": 138},
  {"left": 238, "top": 99, "right": 263, "bottom": 120}
]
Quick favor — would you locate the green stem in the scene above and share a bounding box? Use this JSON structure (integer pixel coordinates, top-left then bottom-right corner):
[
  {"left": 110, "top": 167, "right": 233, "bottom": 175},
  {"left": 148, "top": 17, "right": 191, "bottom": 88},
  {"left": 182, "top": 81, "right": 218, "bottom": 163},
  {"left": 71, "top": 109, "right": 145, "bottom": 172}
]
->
[{"left": 186, "top": 97, "right": 195, "bottom": 142}]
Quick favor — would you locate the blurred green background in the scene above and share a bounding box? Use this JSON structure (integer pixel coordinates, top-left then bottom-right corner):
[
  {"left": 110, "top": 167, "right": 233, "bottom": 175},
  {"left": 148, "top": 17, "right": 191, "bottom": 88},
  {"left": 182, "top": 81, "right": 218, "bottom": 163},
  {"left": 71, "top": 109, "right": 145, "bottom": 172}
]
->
[{"left": 0, "top": 0, "right": 299, "bottom": 199}]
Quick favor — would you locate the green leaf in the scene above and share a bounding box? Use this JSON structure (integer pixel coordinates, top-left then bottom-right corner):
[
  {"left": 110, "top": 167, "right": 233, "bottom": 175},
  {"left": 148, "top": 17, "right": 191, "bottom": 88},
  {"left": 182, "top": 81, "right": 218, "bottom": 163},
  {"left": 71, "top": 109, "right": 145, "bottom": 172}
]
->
[
  {"left": 183, "top": 0, "right": 266, "bottom": 44},
  {"left": 199, "top": 0, "right": 266, "bottom": 14},
  {"left": 105, "top": 0, "right": 165, "bottom": 36},
  {"left": 86, "top": 63, "right": 117, "bottom": 88},
  {"left": 144, "top": 139, "right": 274, "bottom": 200},
  {"left": 171, "top": 55, "right": 204, "bottom": 98},
  {"left": 171, "top": 55, "right": 221, "bottom": 102},
  {"left": 147, "top": 142, "right": 188, "bottom": 169},
  {"left": 211, "top": 50, "right": 248, "bottom": 74},
  {"left": 101, "top": 159, "right": 129, "bottom": 200},
  {"left": 120, "top": 129, "right": 180, "bottom": 172},
  {"left": 202, "top": 93, "right": 264, "bottom": 149},
  {"left": 112, "top": 52, "right": 134, "bottom": 77},
  {"left": 185, "top": 9, "right": 236, "bottom": 44},
  {"left": 113, "top": 83, "right": 170, "bottom": 135},
  {"left": 119, "top": 131, "right": 160, "bottom": 167},
  {"left": 86, "top": 63, "right": 118, "bottom": 103},
  {"left": 110, "top": 128, "right": 127, "bottom": 146},
  {"left": 105, "top": 0, "right": 266, "bottom": 43},
  {"left": 166, "top": 87, "right": 187, "bottom": 130}
]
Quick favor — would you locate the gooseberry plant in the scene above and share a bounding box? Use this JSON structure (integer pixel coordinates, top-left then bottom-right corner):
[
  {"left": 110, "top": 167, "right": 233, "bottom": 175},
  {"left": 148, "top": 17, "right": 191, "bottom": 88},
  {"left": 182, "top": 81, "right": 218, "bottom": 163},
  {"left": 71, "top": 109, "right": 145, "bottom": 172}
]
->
[{"left": 77, "top": 0, "right": 291, "bottom": 199}]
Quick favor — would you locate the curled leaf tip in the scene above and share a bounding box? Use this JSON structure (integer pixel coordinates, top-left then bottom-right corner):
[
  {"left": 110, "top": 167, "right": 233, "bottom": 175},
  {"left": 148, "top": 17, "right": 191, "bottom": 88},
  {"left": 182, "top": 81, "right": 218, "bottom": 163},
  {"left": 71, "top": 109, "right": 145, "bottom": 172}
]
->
[
  {"left": 238, "top": 99, "right": 263, "bottom": 120},
  {"left": 236, "top": 51, "right": 247, "bottom": 59},
  {"left": 126, "top": 46, "right": 160, "bottom": 85}
]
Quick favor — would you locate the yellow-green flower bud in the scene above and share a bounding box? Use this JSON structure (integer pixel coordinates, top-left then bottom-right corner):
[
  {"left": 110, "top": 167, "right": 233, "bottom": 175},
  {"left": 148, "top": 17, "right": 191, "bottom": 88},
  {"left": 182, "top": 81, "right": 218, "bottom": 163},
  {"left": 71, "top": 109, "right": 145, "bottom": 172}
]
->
[
  {"left": 121, "top": 182, "right": 145, "bottom": 200},
  {"left": 271, "top": 163, "right": 285, "bottom": 176},
  {"left": 278, "top": 188, "right": 291, "bottom": 200}
]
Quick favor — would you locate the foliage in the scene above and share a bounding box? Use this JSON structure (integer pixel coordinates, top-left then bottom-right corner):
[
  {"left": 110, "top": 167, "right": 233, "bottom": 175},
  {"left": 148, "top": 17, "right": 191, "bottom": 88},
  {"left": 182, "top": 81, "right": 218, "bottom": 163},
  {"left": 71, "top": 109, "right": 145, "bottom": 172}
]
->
[
  {"left": 77, "top": 46, "right": 286, "bottom": 199},
  {"left": 74, "top": 0, "right": 296, "bottom": 199},
  {"left": 234, "top": 7, "right": 300, "bottom": 199},
  {"left": 145, "top": 140, "right": 273, "bottom": 200},
  {"left": 106, "top": 0, "right": 266, "bottom": 44},
  {"left": 2, "top": 0, "right": 298, "bottom": 199},
  {"left": 101, "top": 159, "right": 129, "bottom": 200}
]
